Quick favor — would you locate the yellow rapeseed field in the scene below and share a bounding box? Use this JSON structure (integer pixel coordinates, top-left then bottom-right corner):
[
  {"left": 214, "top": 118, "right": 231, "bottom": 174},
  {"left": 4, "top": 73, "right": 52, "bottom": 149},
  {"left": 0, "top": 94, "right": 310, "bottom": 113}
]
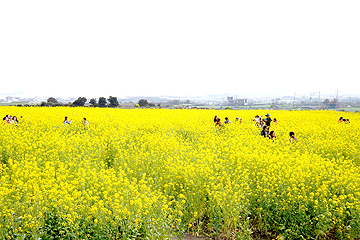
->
[{"left": 1, "top": 106, "right": 359, "bottom": 239}]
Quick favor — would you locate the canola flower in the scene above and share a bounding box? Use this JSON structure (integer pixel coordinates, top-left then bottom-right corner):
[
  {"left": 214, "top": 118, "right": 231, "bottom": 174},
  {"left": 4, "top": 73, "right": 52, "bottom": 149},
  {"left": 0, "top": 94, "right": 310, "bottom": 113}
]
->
[{"left": 0, "top": 106, "right": 360, "bottom": 239}]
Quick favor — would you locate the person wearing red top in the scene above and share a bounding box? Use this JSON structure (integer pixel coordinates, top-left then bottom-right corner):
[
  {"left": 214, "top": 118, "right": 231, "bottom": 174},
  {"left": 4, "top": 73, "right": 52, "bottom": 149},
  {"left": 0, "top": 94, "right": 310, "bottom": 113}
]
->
[
  {"left": 215, "top": 118, "right": 222, "bottom": 127},
  {"left": 3, "top": 115, "right": 11, "bottom": 124},
  {"left": 268, "top": 131, "right": 276, "bottom": 140}
]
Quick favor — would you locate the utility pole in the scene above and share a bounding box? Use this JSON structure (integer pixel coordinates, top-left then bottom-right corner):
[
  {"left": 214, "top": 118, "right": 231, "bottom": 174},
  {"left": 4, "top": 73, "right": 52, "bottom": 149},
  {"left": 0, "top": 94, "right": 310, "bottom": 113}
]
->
[
  {"left": 310, "top": 92, "right": 318, "bottom": 109},
  {"left": 336, "top": 90, "right": 340, "bottom": 109},
  {"left": 293, "top": 93, "right": 296, "bottom": 110},
  {"left": 310, "top": 92, "right": 320, "bottom": 109}
]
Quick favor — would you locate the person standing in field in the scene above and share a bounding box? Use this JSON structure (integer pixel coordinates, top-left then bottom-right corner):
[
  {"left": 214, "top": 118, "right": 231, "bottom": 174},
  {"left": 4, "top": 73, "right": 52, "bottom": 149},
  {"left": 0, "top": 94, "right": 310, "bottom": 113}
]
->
[
  {"left": 338, "top": 117, "right": 344, "bottom": 123},
  {"left": 289, "top": 131, "right": 297, "bottom": 143},
  {"left": 253, "top": 115, "right": 261, "bottom": 127},
  {"left": 3, "top": 116, "right": 8, "bottom": 124},
  {"left": 214, "top": 116, "right": 218, "bottom": 123},
  {"left": 268, "top": 130, "right": 276, "bottom": 140},
  {"left": 259, "top": 117, "right": 265, "bottom": 128},
  {"left": 261, "top": 125, "right": 269, "bottom": 137},
  {"left": 11, "top": 116, "right": 19, "bottom": 125},
  {"left": 215, "top": 118, "right": 222, "bottom": 127},
  {"left": 224, "top": 117, "right": 231, "bottom": 124},
  {"left": 63, "top": 116, "right": 72, "bottom": 125},
  {"left": 264, "top": 113, "right": 272, "bottom": 127},
  {"left": 235, "top": 117, "right": 243, "bottom": 124},
  {"left": 83, "top": 118, "right": 90, "bottom": 126},
  {"left": 3, "top": 115, "right": 11, "bottom": 124}
]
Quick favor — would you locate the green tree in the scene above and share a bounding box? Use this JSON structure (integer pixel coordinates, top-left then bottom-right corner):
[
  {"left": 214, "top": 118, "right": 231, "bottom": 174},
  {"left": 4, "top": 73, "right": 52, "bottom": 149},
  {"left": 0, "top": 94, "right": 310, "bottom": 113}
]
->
[
  {"left": 89, "top": 98, "right": 97, "bottom": 107},
  {"left": 40, "top": 101, "right": 48, "bottom": 107},
  {"left": 108, "top": 96, "right": 119, "bottom": 108},
  {"left": 138, "top": 99, "right": 149, "bottom": 107},
  {"left": 98, "top": 97, "right": 107, "bottom": 107},
  {"left": 47, "top": 97, "right": 58, "bottom": 104},
  {"left": 323, "top": 99, "right": 330, "bottom": 108},
  {"left": 72, "top": 97, "right": 87, "bottom": 107}
]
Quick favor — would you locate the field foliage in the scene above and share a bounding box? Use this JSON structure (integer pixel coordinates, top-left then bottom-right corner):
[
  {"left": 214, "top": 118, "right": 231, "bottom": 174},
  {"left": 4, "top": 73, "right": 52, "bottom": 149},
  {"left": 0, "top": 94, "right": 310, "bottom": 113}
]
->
[{"left": 1, "top": 107, "right": 360, "bottom": 239}]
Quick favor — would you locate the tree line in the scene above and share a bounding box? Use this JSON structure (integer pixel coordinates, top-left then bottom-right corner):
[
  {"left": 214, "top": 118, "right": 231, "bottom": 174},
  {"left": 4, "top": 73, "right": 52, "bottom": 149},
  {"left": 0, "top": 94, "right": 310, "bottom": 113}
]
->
[
  {"left": 41, "top": 96, "right": 119, "bottom": 107},
  {"left": 40, "top": 97, "right": 160, "bottom": 108}
]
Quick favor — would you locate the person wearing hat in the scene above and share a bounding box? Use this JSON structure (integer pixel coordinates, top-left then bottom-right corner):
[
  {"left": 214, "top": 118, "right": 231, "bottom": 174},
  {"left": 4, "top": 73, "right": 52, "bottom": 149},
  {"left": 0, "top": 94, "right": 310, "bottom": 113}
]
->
[{"left": 264, "top": 113, "right": 272, "bottom": 127}]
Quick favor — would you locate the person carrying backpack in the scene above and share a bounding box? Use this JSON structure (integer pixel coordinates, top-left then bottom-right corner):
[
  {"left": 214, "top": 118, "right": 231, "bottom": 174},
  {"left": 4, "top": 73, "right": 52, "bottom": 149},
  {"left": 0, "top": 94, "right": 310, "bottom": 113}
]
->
[{"left": 264, "top": 113, "right": 272, "bottom": 127}]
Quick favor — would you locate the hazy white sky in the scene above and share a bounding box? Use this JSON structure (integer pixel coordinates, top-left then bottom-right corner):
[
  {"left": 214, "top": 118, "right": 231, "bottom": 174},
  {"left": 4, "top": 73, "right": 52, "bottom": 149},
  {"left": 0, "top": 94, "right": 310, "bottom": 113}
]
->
[{"left": 1, "top": 1, "right": 359, "bottom": 98}]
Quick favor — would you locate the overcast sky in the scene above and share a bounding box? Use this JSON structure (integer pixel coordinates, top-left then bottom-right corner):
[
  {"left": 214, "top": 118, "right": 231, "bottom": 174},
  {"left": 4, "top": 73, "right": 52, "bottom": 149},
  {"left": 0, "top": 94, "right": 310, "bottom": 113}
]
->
[{"left": 1, "top": 1, "right": 359, "bottom": 98}]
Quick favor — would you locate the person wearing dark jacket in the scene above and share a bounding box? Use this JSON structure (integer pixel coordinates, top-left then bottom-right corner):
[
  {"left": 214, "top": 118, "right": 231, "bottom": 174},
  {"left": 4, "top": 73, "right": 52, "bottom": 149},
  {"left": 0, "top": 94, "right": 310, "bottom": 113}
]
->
[
  {"left": 214, "top": 116, "right": 218, "bottom": 123},
  {"left": 261, "top": 125, "right": 269, "bottom": 137},
  {"left": 264, "top": 113, "right": 272, "bottom": 127}
]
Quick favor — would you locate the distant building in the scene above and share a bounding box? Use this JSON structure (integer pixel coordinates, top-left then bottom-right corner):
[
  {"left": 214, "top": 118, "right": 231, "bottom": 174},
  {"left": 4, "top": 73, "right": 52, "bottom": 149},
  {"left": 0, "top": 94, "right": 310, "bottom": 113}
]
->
[
  {"left": 6, "top": 96, "right": 14, "bottom": 102},
  {"left": 328, "top": 103, "right": 336, "bottom": 109},
  {"left": 328, "top": 99, "right": 338, "bottom": 109},
  {"left": 6, "top": 96, "right": 20, "bottom": 102},
  {"left": 225, "top": 96, "right": 248, "bottom": 106}
]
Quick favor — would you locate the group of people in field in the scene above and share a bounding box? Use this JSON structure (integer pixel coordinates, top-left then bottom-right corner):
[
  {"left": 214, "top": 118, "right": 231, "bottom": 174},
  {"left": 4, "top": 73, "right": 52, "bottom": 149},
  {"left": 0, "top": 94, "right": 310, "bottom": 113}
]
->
[
  {"left": 2, "top": 114, "right": 20, "bottom": 125},
  {"left": 258, "top": 115, "right": 278, "bottom": 141},
  {"left": 338, "top": 117, "right": 350, "bottom": 123},
  {"left": 214, "top": 116, "right": 244, "bottom": 126},
  {"left": 253, "top": 113, "right": 285, "bottom": 141},
  {"left": 252, "top": 114, "right": 277, "bottom": 128},
  {"left": 63, "top": 116, "right": 90, "bottom": 126},
  {"left": 214, "top": 113, "right": 297, "bottom": 143}
]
